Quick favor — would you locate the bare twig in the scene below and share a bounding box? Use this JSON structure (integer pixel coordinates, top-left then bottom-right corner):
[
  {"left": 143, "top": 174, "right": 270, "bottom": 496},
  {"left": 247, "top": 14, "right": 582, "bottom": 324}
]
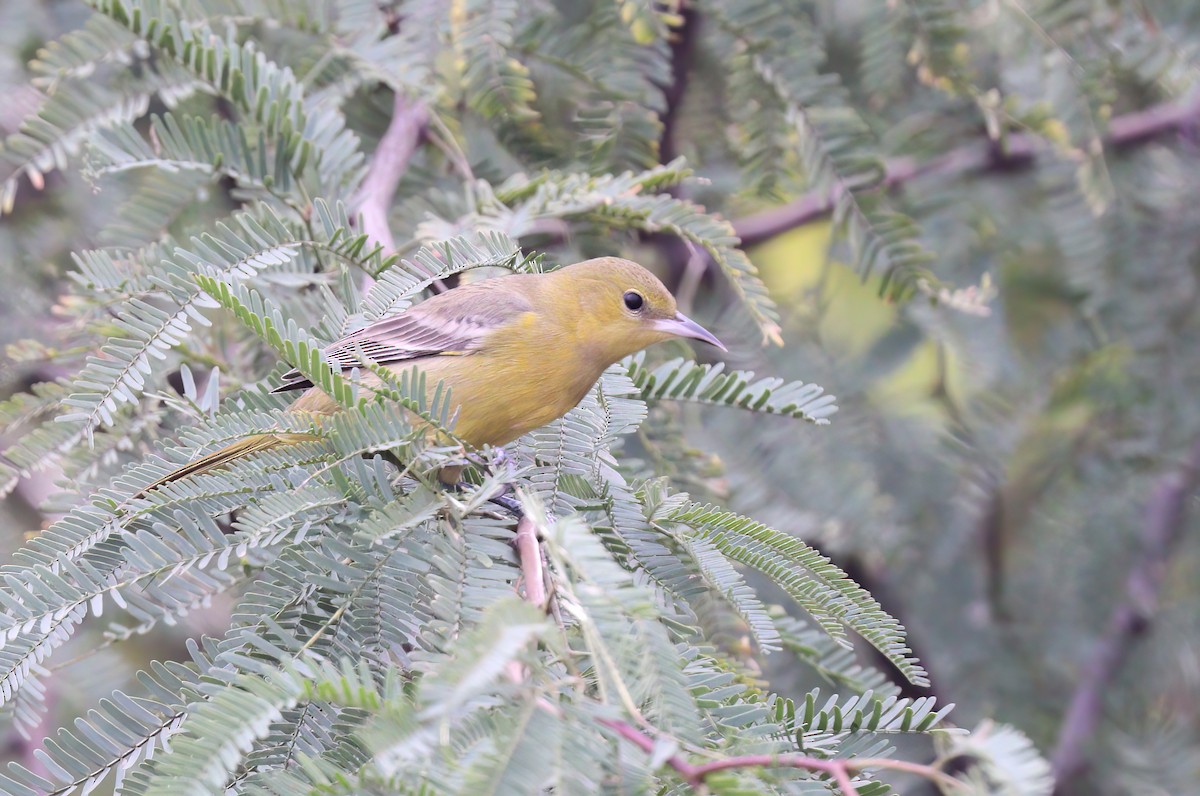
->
[
  {"left": 353, "top": 93, "right": 429, "bottom": 291},
  {"left": 650, "top": 7, "right": 708, "bottom": 295},
  {"left": 503, "top": 502, "right": 551, "bottom": 684},
  {"left": 599, "top": 718, "right": 961, "bottom": 794},
  {"left": 733, "top": 94, "right": 1200, "bottom": 247},
  {"left": 514, "top": 514, "right": 548, "bottom": 611},
  {"left": 1050, "top": 438, "right": 1200, "bottom": 788},
  {"left": 658, "top": 7, "right": 699, "bottom": 170}
]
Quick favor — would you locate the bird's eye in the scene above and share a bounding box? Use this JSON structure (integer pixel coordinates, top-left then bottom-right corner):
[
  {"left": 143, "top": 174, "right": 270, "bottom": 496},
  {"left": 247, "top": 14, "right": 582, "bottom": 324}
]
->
[{"left": 623, "top": 291, "right": 644, "bottom": 312}]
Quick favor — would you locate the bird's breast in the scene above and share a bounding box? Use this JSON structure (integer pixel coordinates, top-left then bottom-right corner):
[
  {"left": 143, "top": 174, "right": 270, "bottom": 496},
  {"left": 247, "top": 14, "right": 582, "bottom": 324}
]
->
[{"left": 418, "top": 347, "right": 601, "bottom": 448}]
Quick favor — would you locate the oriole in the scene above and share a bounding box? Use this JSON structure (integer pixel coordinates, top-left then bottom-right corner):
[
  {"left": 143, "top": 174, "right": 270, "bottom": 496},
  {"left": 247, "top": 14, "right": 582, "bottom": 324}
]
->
[{"left": 142, "top": 257, "right": 724, "bottom": 493}]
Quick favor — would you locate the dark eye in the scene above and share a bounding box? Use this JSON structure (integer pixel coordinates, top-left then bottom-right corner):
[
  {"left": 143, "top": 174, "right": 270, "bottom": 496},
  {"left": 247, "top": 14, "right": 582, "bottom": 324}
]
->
[{"left": 623, "top": 291, "right": 644, "bottom": 311}]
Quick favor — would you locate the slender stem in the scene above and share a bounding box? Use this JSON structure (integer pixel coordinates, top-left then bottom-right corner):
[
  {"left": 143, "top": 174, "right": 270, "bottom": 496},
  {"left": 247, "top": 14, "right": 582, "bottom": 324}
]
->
[
  {"left": 599, "top": 718, "right": 962, "bottom": 794},
  {"left": 298, "top": 534, "right": 410, "bottom": 655},
  {"left": 842, "top": 757, "right": 965, "bottom": 790},
  {"left": 598, "top": 718, "right": 703, "bottom": 783},
  {"left": 514, "top": 514, "right": 548, "bottom": 611},
  {"left": 503, "top": 500, "right": 550, "bottom": 683},
  {"left": 657, "top": 7, "right": 699, "bottom": 168},
  {"left": 652, "top": 6, "right": 700, "bottom": 290},
  {"left": 425, "top": 109, "right": 474, "bottom": 182},
  {"left": 829, "top": 764, "right": 860, "bottom": 796}
]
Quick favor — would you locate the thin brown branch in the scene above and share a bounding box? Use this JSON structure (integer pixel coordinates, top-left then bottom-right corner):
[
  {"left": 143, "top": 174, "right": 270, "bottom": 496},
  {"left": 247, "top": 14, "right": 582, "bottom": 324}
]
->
[
  {"left": 598, "top": 718, "right": 962, "bottom": 793},
  {"left": 1050, "top": 438, "right": 1200, "bottom": 789},
  {"left": 514, "top": 514, "right": 548, "bottom": 611},
  {"left": 503, "top": 503, "right": 551, "bottom": 684},
  {"left": 599, "top": 718, "right": 699, "bottom": 781},
  {"left": 658, "top": 7, "right": 699, "bottom": 169},
  {"left": 733, "top": 94, "right": 1200, "bottom": 247},
  {"left": 353, "top": 93, "right": 428, "bottom": 291},
  {"left": 651, "top": 8, "right": 719, "bottom": 304}
]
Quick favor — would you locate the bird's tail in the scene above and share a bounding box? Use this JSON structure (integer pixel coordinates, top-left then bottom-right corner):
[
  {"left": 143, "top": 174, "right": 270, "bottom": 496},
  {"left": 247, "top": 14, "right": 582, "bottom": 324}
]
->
[{"left": 137, "top": 432, "right": 321, "bottom": 497}]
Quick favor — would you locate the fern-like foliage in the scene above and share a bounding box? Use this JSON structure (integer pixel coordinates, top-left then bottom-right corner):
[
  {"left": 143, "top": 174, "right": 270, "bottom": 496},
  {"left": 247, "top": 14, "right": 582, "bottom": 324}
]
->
[
  {"left": 452, "top": 0, "right": 551, "bottom": 158},
  {"left": 0, "top": 231, "right": 956, "bottom": 792},
  {"left": 626, "top": 353, "right": 839, "bottom": 424},
  {"left": 665, "top": 501, "right": 929, "bottom": 687},
  {"left": 710, "top": 0, "right": 937, "bottom": 298},
  {"left": 0, "top": 0, "right": 1054, "bottom": 793}
]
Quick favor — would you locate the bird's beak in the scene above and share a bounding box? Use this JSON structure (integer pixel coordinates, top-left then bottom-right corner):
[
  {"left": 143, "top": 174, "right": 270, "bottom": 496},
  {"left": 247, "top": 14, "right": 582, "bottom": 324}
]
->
[{"left": 653, "top": 312, "right": 727, "bottom": 351}]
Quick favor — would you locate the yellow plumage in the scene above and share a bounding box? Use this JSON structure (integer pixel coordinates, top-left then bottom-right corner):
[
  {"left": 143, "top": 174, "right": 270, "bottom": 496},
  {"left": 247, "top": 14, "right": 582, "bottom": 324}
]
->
[{"left": 141, "top": 257, "right": 723, "bottom": 493}]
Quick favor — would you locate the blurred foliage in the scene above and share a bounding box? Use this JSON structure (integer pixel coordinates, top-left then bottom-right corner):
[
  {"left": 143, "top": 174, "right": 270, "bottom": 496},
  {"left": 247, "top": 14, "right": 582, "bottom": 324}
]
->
[{"left": 0, "top": 0, "right": 1198, "bottom": 794}]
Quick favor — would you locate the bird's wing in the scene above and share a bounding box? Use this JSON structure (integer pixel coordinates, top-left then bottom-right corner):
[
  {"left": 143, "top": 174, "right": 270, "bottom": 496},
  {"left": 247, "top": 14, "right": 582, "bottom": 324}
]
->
[{"left": 273, "top": 279, "right": 534, "bottom": 392}]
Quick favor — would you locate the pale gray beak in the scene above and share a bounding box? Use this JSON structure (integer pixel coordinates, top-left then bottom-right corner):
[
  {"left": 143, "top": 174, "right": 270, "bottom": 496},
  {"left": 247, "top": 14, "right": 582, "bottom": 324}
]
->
[{"left": 653, "top": 312, "right": 727, "bottom": 351}]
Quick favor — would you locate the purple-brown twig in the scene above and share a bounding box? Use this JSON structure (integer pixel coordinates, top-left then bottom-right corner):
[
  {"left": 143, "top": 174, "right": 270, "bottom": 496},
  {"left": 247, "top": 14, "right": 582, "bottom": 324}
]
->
[
  {"left": 1051, "top": 438, "right": 1200, "bottom": 788},
  {"left": 732, "top": 95, "right": 1200, "bottom": 247},
  {"left": 599, "top": 718, "right": 961, "bottom": 794}
]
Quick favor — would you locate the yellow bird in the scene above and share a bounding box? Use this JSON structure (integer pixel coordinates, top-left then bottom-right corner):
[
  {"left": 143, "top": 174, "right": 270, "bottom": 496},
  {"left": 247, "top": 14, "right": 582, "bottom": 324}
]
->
[{"left": 143, "top": 257, "right": 724, "bottom": 493}]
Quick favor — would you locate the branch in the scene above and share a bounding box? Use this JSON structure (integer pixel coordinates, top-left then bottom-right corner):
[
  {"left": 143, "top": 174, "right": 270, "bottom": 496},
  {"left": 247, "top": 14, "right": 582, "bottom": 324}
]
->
[
  {"left": 503, "top": 499, "right": 551, "bottom": 684},
  {"left": 353, "top": 93, "right": 428, "bottom": 290},
  {"left": 598, "top": 718, "right": 961, "bottom": 794},
  {"left": 653, "top": 7, "right": 702, "bottom": 294},
  {"left": 514, "top": 514, "right": 548, "bottom": 611},
  {"left": 658, "top": 7, "right": 699, "bottom": 169},
  {"left": 733, "top": 94, "right": 1200, "bottom": 247},
  {"left": 1050, "top": 438, "right": 1200, "bottom": 788}
]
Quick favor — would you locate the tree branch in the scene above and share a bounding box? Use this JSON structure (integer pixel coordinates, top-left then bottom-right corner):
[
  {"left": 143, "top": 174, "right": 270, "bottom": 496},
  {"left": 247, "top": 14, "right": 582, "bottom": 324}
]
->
[
  {"left": 353, "top": 93, "right": 428, "bottom": 291},
  {"left": 733, "top": 94, "right": 1200, "bottom": 247},
  {"left": 514, "top": 514, "right": 547, "bottom": 611},
  {"left": 598, "top": 718, "right": 961, "bottom": 794},
  {"left": 502, "top": 499, "right": 551, "bottom": 684},
  {"left": 1050, "top": 438, "right": 1200, "bottom": 788},
  {"left": 654, "top": 7, "right": 703, "bottom": 292},
  {"left": 658, "top": 7, "right": 699, "bottom": 169}
]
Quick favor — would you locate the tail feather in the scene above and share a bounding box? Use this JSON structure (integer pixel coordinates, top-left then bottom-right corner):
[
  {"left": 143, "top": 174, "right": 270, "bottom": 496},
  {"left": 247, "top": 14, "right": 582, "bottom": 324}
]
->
[{"left": 136, "top": 432, "right": 320, "bottom": 497}]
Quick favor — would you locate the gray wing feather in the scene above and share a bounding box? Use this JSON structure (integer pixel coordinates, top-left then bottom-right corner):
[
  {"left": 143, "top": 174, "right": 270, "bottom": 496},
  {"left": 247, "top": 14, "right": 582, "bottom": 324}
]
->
[{"left": 272, "top": 278, "right": 533, "bottom": 392}]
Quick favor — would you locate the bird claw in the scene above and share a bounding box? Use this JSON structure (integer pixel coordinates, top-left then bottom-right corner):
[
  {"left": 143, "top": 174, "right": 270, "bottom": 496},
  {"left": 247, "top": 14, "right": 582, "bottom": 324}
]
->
[{"left": 488, "top": 492, "right": 524, "bottom": 519}]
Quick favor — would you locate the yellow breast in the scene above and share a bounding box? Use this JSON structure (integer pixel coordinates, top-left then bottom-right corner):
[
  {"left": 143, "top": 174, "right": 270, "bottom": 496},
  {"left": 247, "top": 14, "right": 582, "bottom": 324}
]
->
[{"left": 418, "top": 347, "right": 598, "bottom": 448}]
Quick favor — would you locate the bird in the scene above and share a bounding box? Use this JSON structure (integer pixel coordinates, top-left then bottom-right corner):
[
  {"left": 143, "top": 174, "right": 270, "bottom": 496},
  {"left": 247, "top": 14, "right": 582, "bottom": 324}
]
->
[{"left": 139, "top": 256, "right": 725, "bottom": 496}]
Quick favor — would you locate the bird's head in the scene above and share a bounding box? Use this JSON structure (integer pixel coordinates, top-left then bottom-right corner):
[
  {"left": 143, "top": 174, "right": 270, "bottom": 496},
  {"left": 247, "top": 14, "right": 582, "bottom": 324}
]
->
[{"left": 551, "top": 257, "right": 726, "bottom": 362}]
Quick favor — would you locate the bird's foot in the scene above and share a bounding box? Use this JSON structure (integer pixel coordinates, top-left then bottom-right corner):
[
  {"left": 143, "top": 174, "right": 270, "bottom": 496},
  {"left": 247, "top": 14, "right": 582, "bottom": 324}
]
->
[
  {"left": 469, "top": 447, "right": 522, "bottom": 517},
  {"left": 488, "top": 492, "right": 524, "bottom": 519},
  {"left": 470, "top": 448, "right": 517, "bottom": 484},
  {"left": 440, "top": 462, "right": 523, "bottom": 520}
]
